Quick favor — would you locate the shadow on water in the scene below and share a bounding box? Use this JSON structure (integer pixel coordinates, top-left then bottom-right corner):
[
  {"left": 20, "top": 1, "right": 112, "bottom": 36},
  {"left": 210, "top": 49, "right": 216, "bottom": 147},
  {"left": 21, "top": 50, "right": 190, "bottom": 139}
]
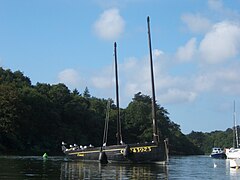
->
[
  {"left": 0, "top": 156, "right": 63, "bottom": 179},
  {"left": 60, "top": 161, "right": 168, "bottom": 179}
]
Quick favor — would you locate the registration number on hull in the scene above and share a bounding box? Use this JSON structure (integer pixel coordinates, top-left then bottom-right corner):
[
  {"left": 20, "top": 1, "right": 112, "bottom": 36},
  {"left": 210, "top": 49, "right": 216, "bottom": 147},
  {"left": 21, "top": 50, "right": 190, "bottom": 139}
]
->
[{"left": 120, "top": 146, "right": 154, "bottom": 154}]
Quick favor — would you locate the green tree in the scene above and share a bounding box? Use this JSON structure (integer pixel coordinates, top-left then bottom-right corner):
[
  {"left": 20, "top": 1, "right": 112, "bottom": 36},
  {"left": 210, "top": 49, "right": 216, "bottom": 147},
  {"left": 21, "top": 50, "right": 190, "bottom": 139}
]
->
[
  {"left": 48, "top": 83, "right": 71, "bottom": 106},
  {"left": 0, "top": 68, "right": 31, "bottom": 87},
  {"left": 83, "top": 87, "right": 90, "bottom": 98},
  {"left": 123, "top": 92, "right": 152, "bottom": 143},
  {"left": 0, "top": 84, "right": 24, "bottom": 151},
  {"left": 72, "top": 88, "right": 80, "bottom": 96}
]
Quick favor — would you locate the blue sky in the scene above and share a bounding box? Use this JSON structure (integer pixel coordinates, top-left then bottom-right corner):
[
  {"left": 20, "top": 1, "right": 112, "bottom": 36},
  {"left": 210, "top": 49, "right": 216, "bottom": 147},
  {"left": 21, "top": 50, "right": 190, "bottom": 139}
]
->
[{"left": 1, "top": 0, "right": 240, "bottom": 134}]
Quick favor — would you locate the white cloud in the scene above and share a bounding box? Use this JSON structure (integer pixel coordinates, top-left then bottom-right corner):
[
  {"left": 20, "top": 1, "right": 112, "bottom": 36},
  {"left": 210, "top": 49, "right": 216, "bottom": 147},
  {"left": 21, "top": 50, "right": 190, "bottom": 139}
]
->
[
  {"left": 194, "top": 74, "right": 214, "bottom": 92},
  {"left": 181, "top": 13, "right": 212, "bottom": 33},
  {"left": 193, "top": 64, "right": 240, "bottom": 96},
  {"left": 122, "top": 56, "right": 138, "bottom": 70},
  {"left": 91, "top": 64, "right": 114, "bottom": 89},
  {"left": 192, "top": 72, "right": 217, "bottom": 93},
  {"left": 125, "top": 83, "right": 139, "bottom": 96},
  {"left": 153, "top": 49, "right": 164, "bottom": 58},
  {"left": 116, "top": 49, "right": 240, "bottom": 105},
  {"left": 160, "top": 89, "right": 197, "bottom": 104},
  {"left": 93, "top": 8, "right": 125, "bottom": 40},
  {"left": 91, "top": 76, "right": 113, "bottom": 89},
  {"left": 88, "top": 36, "right": 240, "bottom": 107},
  {"left": 121, "top": 57, "right": 151, "bottom": 95},
  {"left": 90, "top": 54, "right": 169, "bottom": 105},
  {"left": 176, "top": 38, "right": 197, "bottom": 62},
  {"left": 119, "top": 54, "right": 198, "bottom": 105},
  {"left": 121, "top": 50, "right": 166, "bottom": 96},
  {"left": 58, "top": 69, "right": 81, "bottom": 88},
  {"left": 214, "top": 67, "right": 240, "bottom": 95},
  {"left": 208, "top": 0, "right": 240, "bottom": 21},
  {"left": 199, "top": 21, "right": 240, "bottom": 64}
]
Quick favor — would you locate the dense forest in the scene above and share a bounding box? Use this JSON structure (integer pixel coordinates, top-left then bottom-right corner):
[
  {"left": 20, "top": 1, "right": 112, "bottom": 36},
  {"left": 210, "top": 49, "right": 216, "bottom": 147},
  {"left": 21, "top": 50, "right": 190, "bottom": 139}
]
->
[{"left": 0, "top": 67, "right": 234, "bottom": 156}]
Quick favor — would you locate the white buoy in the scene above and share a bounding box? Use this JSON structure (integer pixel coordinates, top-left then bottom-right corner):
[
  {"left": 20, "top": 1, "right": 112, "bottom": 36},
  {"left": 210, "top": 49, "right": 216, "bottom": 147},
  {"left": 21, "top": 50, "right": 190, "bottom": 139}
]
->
[
  {"left": 43, "top": 153, "right": 48, "bottom": 160},
  {"left": 214, "top": 163, "right": 217, "bottom": 168}
]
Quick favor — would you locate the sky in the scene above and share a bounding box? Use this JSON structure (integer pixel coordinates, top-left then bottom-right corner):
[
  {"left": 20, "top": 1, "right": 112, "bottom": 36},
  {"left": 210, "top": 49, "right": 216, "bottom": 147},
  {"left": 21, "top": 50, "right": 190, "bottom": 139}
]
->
[{"left": 1, "top": 0, "right": 240, "bottom": 134}]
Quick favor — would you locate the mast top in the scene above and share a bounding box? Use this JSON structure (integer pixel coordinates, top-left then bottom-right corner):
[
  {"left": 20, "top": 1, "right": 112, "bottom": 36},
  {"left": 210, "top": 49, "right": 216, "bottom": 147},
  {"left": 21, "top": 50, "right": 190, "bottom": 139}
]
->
[{"left": 147, "top": 16, "right": 150, "bottom": 22}]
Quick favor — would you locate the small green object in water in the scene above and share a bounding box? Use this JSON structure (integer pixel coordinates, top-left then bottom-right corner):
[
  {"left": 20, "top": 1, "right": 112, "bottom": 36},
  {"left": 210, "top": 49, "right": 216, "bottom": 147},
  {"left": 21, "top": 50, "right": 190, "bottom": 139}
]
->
[{"left": 43, "top": 153, "right": 48, "bottom": 159}]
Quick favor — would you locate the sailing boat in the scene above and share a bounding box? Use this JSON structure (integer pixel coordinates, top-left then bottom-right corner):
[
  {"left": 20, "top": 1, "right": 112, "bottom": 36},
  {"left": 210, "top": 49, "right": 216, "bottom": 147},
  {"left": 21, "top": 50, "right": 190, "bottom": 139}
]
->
[
  {"left": 61, "top": 17, "right": 168, "bottom": 163},
  {"left": 227, "top": 101, "right": 240, "bottom": 168},
  {"left": 226, "top": 101, "right": 240, "bottom": 159}
]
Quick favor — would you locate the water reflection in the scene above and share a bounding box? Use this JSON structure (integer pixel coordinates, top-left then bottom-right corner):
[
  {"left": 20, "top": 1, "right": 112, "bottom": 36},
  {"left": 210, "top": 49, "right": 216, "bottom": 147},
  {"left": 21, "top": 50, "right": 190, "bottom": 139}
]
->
[
  {"left": 60, "top": 161, "right": 168, "bottom": 179},
  {"left": 2, "top": 156, "right": 240, "bottom": 179}
]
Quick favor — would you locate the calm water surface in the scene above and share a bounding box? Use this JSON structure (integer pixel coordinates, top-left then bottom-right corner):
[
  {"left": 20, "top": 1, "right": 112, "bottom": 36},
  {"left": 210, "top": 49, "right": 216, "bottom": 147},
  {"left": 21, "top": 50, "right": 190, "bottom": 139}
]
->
[{"left": 0, "top": 155, "right": 240, "bottom": 179}]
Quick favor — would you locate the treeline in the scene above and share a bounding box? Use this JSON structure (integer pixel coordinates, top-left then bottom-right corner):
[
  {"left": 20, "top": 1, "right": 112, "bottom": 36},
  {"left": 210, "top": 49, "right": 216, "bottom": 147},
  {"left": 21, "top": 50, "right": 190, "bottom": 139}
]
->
[
  {"left": 0, "top": 67, "right": 203, "bottom": 155},
  {"left": 187, "top": 128, "right": 235, "bottom": 154}
]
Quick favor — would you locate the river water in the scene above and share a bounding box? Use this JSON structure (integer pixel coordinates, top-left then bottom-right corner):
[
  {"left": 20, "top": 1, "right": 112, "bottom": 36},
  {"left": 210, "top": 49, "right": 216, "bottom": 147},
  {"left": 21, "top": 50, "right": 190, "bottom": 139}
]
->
[{"left": 0, "top": 155, "right": 239, "bottom": 179}]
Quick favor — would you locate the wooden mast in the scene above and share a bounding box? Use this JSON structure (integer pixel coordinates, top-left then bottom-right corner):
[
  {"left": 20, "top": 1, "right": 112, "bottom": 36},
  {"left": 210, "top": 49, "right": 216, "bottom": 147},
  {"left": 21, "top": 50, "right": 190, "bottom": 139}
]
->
[
  {"left": 114, "top": 42, "right": 122, "bottom": 145},
  {"left": 147, "top": 16, "right": 159, "bottom": 144}
]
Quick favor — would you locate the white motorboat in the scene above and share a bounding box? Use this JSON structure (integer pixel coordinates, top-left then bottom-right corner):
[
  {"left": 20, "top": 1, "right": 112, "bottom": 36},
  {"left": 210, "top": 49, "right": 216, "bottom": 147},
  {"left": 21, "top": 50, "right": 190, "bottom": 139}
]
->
[
  {"left": 226, "top": 148, "right": 240, "bottom": 159},
  {"left": 210, "top": 147, "right": 226, "bottom": 159}
]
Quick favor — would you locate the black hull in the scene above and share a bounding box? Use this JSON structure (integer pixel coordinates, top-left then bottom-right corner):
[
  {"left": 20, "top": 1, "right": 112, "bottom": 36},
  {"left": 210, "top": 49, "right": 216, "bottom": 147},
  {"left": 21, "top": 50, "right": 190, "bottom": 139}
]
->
[
  {"left": 210, "top": 153, "right": 227, "bottom": 159},
  {"left": 63, "top": 142, "right": 167, "bottom": 163}
]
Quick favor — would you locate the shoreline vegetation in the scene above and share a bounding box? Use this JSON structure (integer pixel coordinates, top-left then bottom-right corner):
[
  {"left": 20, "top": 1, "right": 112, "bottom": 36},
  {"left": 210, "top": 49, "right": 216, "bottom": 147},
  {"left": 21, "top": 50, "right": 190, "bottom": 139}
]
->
[{"left": 0, "top": 68, "right": 234, "bottom": 156}]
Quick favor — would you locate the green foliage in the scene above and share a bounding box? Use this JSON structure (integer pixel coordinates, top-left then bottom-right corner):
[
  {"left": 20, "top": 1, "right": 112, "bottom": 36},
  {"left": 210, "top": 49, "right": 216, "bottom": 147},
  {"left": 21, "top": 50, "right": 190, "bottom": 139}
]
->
[
  {"left": 187, "top": 129, "right": 234, "bottom": 154},
  {"left": 123, "top": 92, "right": 152, "bottom": 143},
  {"left": 0, "top": 68, "right": 31, "bottom": 87},
  {"left": 0, "top": 67, "right": 204, "bottom": 155},
  {"left": 123, "top": 92, "right": 203, "bottom": 155},
  {"left": 0, "top": 84, "right": 21, "bottom": 133}
]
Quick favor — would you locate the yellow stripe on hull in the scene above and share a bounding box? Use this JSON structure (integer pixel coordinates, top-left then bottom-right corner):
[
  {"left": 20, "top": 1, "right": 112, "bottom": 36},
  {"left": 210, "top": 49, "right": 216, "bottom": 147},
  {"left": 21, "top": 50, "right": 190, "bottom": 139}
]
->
[{"left": 68, "top": 145, "right": 158, "bottom": 155}]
